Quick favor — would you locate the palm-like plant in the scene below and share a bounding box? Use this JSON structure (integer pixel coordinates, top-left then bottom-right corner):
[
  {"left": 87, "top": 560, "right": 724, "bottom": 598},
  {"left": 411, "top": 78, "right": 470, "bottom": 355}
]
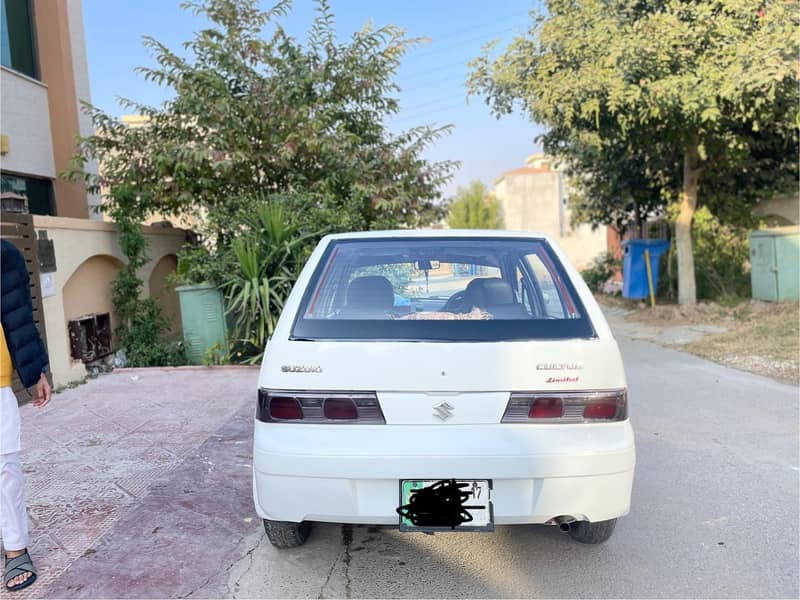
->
[{"left": 224, "top": 202, "right": 320, "bottom": 363}]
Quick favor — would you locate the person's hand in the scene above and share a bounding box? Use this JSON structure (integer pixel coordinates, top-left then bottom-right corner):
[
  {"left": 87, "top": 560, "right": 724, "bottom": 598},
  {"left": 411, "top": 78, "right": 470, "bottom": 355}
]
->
[{"left": 32, "top": 373, "right": 51, "bottom": 408}]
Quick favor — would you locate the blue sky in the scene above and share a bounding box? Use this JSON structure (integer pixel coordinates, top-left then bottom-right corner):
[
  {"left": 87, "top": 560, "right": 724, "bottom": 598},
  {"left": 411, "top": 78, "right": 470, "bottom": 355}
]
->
[{"left": 83, "top": 0, "right": 546, "bottom": 198}]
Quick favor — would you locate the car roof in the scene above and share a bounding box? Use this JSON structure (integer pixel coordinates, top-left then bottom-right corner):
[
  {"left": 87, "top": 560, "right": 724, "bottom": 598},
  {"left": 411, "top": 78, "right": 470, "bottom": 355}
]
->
[{"left": 322, "top": 229, "right": 557, "bottom": 242}]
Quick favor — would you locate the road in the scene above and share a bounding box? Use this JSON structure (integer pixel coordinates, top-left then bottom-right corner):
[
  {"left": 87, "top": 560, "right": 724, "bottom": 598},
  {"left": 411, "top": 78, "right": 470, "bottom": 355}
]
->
[
  {"left": 229, "top": 322, "right": 799, "bottom": 599},
  {"left": 26, "top": 318, "right": 798, "bottom": 599}
]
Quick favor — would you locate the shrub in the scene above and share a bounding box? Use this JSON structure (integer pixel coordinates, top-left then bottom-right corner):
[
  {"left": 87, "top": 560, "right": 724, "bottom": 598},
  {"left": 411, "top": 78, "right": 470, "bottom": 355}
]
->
[
  {"left": 662, "top": 206, "right": 750, "bottom": 301},
  {"left": 581, "top": 252, "right": 621, "bottom": 293},
  {"left": 203, "top": 342, "right": 231, "bottom": 366},
  {"left": 109, "top": 194, "right": 186, "bottom": 368},
  {"left": 223, "top": 201, "right": 322, "bottom": 364},
  {"left": 116, "top": 298, "right": 185, "bottom": 367}
]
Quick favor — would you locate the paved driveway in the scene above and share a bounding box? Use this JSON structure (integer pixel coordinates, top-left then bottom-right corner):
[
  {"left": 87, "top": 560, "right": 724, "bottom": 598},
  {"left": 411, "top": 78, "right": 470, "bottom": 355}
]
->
[{"left": 8, "top": 320, "right": 799, "bottom": 598}]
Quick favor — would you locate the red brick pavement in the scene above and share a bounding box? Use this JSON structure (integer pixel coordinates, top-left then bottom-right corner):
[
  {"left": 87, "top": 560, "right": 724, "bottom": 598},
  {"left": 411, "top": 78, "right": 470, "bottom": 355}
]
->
[{"left": 3, "top": 366, "right": 259, "bottom": 599}]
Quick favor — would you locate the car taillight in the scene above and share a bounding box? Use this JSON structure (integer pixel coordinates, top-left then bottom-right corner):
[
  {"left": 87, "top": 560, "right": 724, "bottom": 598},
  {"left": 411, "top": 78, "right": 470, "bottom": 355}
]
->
[
  {"left": 502, "top": 390, "right": 627, "bottom": 423},
  {"left": 583, "top": 398, "right": 618, "bottom": 419},
  {"left": 257, "top": 390, "right": 385, "bottom": 424},
  {"left": 269, "top": 396, "right": 303, "bottom": 420},
  {"left": 324, "top": 398, "right": 358, "bottom": 420},
  {"left": 529, "top": 397, "right": 563, "bottom": 419}
]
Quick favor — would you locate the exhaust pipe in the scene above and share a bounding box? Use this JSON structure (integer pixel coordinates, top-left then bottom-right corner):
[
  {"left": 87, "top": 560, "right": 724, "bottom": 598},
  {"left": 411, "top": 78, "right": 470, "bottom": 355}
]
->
[{"left": 552, "top": 516, "right": 576, "bottom": 532}]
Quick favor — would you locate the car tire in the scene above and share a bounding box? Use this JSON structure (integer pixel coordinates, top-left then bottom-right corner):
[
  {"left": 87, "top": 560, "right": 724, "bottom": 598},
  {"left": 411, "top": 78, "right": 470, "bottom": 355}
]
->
[
  {"left": 263, "top": 519, "right": 311, "bottom": 548},
  {"left": 567, "top": 518, "right": 617, "bottom": 544}
]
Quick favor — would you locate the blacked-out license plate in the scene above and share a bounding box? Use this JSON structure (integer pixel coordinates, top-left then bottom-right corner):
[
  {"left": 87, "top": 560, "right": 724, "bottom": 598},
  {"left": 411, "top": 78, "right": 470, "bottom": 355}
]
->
[{"left": 398, "top": 479, "right": 494, "bottom": 532}]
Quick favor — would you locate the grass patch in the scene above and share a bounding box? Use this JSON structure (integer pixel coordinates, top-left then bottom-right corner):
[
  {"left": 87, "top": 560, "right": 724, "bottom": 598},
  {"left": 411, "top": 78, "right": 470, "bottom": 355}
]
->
[
  {"left": 682, "top": 302, "right": 799, "bottom": 385},
  {"left": 598, "top": 294, "right": 799, "bottom": 385}
]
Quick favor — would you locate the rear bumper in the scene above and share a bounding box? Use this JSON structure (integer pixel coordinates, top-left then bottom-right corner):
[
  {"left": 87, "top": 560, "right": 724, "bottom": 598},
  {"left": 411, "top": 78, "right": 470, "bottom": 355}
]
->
[{"left": 252, "top": 421, "right": 635, "bottom": 524}]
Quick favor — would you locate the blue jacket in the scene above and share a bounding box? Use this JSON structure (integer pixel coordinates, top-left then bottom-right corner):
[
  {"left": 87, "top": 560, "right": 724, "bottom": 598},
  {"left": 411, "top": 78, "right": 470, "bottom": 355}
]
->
[{"left": 1, "top": 239, "right": 49, "bottom": 387}]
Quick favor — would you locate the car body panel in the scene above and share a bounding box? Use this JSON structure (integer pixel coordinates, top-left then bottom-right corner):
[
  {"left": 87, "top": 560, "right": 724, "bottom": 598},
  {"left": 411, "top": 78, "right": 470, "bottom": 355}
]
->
[{"left": 261, "top": 338, "right": 624, "bottom": 403}]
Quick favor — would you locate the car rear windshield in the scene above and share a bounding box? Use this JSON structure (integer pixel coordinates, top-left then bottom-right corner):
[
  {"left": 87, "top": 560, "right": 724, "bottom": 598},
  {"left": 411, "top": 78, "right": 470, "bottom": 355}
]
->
[{"left": 291, "top": 237, "right": 595, "bottom": 341}]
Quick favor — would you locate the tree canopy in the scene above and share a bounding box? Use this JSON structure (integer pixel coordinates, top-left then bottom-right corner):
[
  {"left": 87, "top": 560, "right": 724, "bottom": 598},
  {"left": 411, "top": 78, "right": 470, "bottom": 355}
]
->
[
  {"left": 469, "top": 0, "right": 798, "bottom": 304},
  {"left": 69, "top": 0, "right": 457, "bottom": 240},
  {"left": 447, "top": 180, "right": 503, "bottom": 229}
]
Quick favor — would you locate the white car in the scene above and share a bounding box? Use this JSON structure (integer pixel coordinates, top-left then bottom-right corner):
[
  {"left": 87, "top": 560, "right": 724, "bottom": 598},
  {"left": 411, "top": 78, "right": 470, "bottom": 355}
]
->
[{"left": 253, "top": 230, "right": 635, "bottom": 547}]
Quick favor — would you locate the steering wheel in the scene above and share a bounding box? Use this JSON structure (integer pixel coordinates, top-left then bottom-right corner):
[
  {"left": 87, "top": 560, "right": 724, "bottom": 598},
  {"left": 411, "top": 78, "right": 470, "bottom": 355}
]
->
[{"left": 442, "top": 291, "right": 468, "bottom": 313}]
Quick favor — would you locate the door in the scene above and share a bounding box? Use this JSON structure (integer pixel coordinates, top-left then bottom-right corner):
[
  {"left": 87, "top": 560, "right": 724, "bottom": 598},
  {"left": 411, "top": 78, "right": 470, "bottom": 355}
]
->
[{"left": 749, "top": 235, "right": 778, "bottom": 301}]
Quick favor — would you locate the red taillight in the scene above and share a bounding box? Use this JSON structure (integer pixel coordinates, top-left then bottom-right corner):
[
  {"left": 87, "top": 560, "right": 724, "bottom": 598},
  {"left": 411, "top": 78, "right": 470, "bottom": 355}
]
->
[
  {"left": 269, "top": 396, "right": 303, "bottom": 420},
  {"left": 502, "top": 390, "right": 627, "bottom": 423},
  {"left": 529, "top": 397, "right": 563, "bottom": 418},
  {"left": 583, "top": 400, "right": 618, "bottom": 419},
  {"left": 257, "top": 390, "right": 385, "bottom": 424},
  {"left": 324, "top": 398, "right": 358, "bottom": 420}
]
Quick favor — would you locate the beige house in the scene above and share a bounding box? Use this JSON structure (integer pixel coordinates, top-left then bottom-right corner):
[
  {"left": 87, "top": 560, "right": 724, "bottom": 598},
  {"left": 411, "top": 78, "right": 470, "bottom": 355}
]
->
[
  {"left": 97, "top": 115, "right": 202, "bottom": 230},
  {"left": 492, "top": 154, "right": 607, "bottom": 269},
  {"left": 1, "top": 0, "right": 184, "bottom": 387}
]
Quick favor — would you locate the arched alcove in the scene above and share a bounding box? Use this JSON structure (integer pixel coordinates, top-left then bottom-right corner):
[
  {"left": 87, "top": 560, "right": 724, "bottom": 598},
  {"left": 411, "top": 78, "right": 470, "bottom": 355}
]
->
[
  {"left": 148, "top": 254, "right": 181, "bottom": 334},
  {"left": 62, "top": 254, "right": 124, "bottom": 350}
]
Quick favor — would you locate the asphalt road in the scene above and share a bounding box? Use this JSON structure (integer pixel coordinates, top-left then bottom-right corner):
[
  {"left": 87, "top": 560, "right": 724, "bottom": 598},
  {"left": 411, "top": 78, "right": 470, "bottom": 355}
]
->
[{"left": 229, "top": 323, "right": 799, "bottom": 599}]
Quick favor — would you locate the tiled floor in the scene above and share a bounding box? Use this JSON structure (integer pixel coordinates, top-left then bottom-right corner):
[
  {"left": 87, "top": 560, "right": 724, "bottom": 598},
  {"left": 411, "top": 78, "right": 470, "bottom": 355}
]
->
[{"left": 4, "top": 366, "right": 258, "bottom": 599}]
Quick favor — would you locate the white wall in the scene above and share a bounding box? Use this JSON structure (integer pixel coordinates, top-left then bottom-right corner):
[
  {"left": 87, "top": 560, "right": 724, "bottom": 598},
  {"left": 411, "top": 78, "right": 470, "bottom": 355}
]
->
[{"left": 0, "top": 67, "right": 55, "bottom": 178}]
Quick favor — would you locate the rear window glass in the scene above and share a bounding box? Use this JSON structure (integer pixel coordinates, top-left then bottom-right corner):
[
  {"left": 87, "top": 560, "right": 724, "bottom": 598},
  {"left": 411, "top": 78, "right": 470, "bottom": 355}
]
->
[{"left": 291, "top": 237, "right": 594, "bottom": 341}]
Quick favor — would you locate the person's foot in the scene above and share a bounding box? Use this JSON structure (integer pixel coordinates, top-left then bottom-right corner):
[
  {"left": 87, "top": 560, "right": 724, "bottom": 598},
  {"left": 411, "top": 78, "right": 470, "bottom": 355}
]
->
[{"left": 5, "top": 549, "right": 33, "bottom": 589}]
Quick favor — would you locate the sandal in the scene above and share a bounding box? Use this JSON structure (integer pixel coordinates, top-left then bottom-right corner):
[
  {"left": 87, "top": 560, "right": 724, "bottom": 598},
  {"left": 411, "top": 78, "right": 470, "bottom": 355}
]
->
[{"left": 4, "top": 551, "right": 37, "bottom": 592}]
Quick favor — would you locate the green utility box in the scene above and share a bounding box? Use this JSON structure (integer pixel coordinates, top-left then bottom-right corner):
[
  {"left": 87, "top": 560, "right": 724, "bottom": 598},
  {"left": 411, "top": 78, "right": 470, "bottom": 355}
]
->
[
  {"left": 176, "top": 284, "right": 228, "bottom": 364},
  {"left": 749, "top": 226, "right": 800, "bottom": 301}
]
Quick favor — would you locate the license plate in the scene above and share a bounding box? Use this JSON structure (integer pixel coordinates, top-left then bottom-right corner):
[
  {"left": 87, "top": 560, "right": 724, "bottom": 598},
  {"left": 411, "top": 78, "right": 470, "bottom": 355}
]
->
[{"left": 398, "top": 479, "right": 493, "bottom": 532}]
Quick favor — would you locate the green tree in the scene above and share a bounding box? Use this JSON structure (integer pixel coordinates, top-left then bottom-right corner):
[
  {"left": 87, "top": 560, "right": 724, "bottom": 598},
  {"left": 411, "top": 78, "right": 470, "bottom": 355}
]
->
[
  {"left": 469, "top": 0, "right": 798, "bottom": 305},
  {"left": 68, "top": 0, "right": 457, "bottom": 249},
  {"left": 448, "top": 180, "right": 503, "bottom": 229}
]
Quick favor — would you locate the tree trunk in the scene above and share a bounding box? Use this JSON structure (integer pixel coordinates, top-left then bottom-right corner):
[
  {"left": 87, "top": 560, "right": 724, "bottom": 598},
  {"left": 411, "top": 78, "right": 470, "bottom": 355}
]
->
[{"left": 675, "top": 137, "right": 701, "bottom": 306}]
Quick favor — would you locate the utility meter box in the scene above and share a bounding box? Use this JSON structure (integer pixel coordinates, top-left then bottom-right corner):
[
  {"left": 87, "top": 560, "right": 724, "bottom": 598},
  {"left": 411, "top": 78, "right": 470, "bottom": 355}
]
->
[
  {"left": 749, "top": 226, "right": 800, "bottom": 301},
  {"left": 176, "top": 284, "right": 228, "bottom": 364}
]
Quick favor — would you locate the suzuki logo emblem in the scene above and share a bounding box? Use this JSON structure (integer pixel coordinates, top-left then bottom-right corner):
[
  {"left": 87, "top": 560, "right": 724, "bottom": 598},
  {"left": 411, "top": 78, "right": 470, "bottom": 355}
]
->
[{"left": 433, "top": 401, "right": 454, "bottom": 421}]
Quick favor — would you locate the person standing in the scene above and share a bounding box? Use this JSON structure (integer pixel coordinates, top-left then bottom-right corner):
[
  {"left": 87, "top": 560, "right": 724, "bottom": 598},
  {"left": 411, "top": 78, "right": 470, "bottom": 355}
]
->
[{"left": 1, "top": 239, "right": 51, "bottom": 592}]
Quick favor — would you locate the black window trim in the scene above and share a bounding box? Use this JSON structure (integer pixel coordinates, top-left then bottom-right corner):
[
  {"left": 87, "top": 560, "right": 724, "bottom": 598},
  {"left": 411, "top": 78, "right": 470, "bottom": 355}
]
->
[
  {"left": 1, "top": 0, "right": 41, "bottom": 80},
  {"left": 290, "top": 236, "right": 596, "bottom": 342},
  {"left": 0, "top": 170, "right": 56, "bottom": 215}
]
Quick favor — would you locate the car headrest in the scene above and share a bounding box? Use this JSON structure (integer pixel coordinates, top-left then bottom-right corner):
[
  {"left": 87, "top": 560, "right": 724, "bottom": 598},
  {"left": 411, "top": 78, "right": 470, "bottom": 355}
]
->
[
  {"left": 346, "top": 276, "right": 394, "bottom": 309},
  {"left": 465, "top": 277, "right": 515, "bottom": 307}
]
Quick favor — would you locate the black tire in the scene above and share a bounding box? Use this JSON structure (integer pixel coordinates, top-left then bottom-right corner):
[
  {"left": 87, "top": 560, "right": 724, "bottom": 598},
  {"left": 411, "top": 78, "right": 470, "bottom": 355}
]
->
[
  {"left": 263, "top": 519, "right": 312, "bottom": 548},
  {"left": 567, "top": 518, "right": 617, "bottom": 544}
]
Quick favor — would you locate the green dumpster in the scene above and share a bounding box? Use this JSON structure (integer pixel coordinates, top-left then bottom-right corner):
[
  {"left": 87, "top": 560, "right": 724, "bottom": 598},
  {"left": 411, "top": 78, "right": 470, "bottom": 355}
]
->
[
  {"left": 176, "top": 284, "right": 228, "bottom": 364},
  {"left": 749, "top": 226, "right": 800, "bottom": 301}
]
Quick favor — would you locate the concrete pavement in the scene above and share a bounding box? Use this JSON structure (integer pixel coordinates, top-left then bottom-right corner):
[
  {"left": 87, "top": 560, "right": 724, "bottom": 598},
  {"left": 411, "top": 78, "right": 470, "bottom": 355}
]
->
[
  {"left": 5, "top": 322, "right": 799, "bottom": 598},
  {"left": 231, "top": 330, "right": 800, "bottom": 599}
]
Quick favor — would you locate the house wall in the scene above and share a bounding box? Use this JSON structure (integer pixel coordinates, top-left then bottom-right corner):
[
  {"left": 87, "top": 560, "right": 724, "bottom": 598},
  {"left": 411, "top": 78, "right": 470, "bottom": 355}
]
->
[
  {"left": 2, "top": 1, "right": 100, "bottom": 218},
  {"left": 0, "top": 67, "right": 55, "bottom": 179},
  {"left": 62, "top": 255, "right": 123, "bottom": 338},
  {"left": 32, "top": 216, "right": 186, "bottom": 387},
  {"left": 32, "top": 0, "right": 90, "bottom": 218},
  {"left": 65, "top": 0, "right": 102, "bottom": 219},
  {"left": 754, "top": 195, "right": 800, "bottom": 226},
  {"left": 494, "top": 169, "right": 607, "bottom": 270},
  {"left": 148, "top": 254, "right": 181, "bottom": 334}
]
